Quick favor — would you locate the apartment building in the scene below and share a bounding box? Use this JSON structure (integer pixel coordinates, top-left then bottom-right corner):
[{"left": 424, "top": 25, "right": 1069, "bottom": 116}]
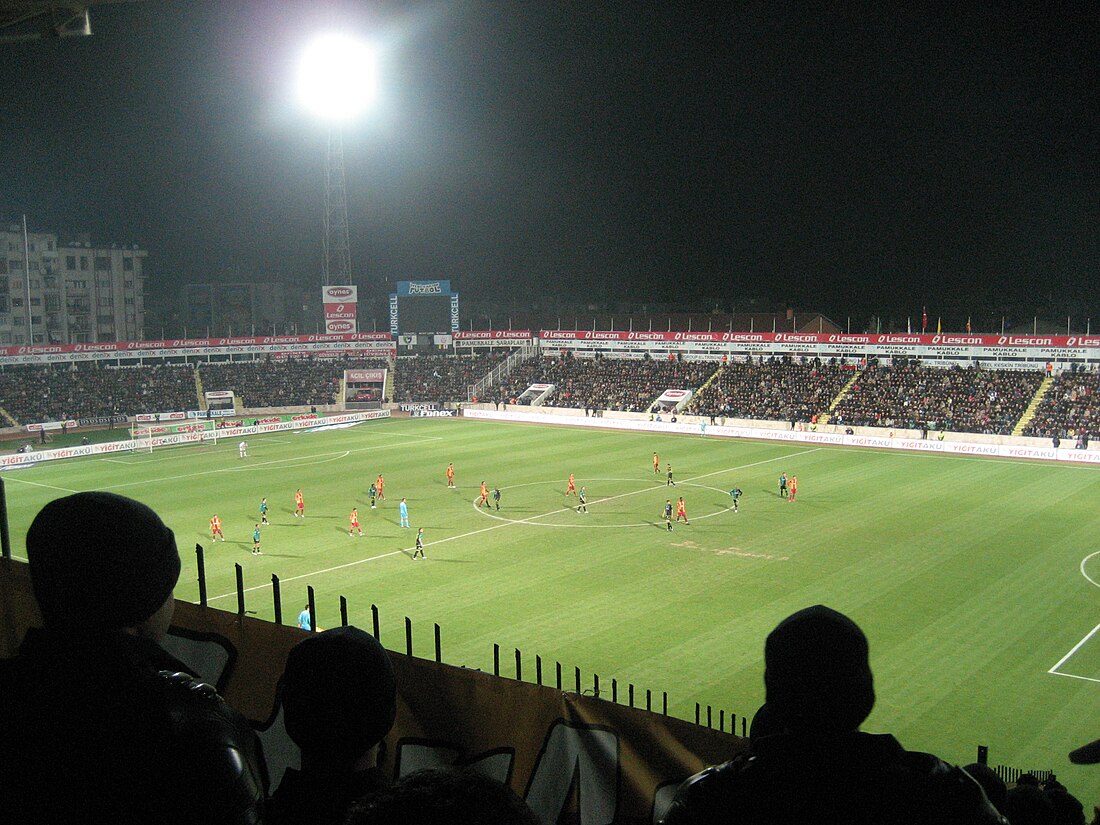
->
[{"left": 0, "top": 225, "right": 146, "bottom": 345}]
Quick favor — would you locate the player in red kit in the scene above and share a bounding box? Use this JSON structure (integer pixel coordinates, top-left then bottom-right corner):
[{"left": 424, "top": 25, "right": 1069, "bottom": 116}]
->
[
  {"left": 566, "top": 473, "right": 577, "bottom": 497},
  {"left": 675, "top": 496, "right": 689, "bottom": 524},
  {"left": 788, "top": 476, "right": 798, "bottom": 502},
  {"left": 210, "top": 514, "right": 225, "bottom": 542},
  {"left": 653, "top": 452, "right": 660, "bottom": 475},
  {"left": 349, "top": 508, "right": 363, "bottom": 536},
  {"left": 294, "top": 489, "right": 305, "bottom": 518}
]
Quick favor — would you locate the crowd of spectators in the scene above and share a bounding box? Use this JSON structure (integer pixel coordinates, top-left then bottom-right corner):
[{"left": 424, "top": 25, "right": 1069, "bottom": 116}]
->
[
  {"left": 393, "top": 352, "right": 511, "bottom": 404},
  {"left": 0, "top": 363, "right": 198, "bottom": 424},
  {"left": 684, "top": 357, "right": 852, "bottom": 423},
  {"left": 1022, "top": 372, "right": 1100, "bottom": 442},
  {"left": 493, "top": 353, "right": 716, "bottom": 412},
  {"left": 2, "top": 354, "right": 1096, "bottom": 445},
  {"left": 830, "top": 361, "right": 1044, "bottom": 435},
  {"left": 199, "top": 357, "right": 388, "bottom": 409}
]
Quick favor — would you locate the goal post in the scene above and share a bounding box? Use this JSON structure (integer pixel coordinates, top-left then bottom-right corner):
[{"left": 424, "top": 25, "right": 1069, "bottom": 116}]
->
[{"left": 131, "top": 419, "right": 219, "bottom": 452}]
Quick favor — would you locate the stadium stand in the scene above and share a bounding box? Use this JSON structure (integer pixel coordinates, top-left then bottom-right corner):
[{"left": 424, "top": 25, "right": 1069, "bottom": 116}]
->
[
  {"left": 683, "top": 358, "right": 853, "bottom": 423},
  {"left": 495, "top": 354, "right": 716, "bottom": 412},
  {"left": 394, "top": 352, "right": 512, "bottom": 404},
  {"left": 829, "top": 362, "right": 1044, "bottom": 435},
  {"left": 199, "top": 358, "right": 388, "bottom": 409},
  {"left": 1021, "top": 371, "right": 1100, "bottom": 441},
  {"left": 0, "top": 363, "right": 198, "bottom": 423}
]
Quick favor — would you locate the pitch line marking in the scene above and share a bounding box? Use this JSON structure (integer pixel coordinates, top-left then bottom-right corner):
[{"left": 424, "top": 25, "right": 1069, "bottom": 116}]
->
[
  {"left": 1049, "top": 671, "right": 1100, "bottom": 684},
  {"left": 1048, "top": 619, "right": 1100, "bottom": 679},
  {"left": 206, "top": 446, "right": 822, "bottom": 603},
  {"left": 0, "top": 476, "right": 81, "bottom": 494},
  {"left": 98, "top": 427, "right": 440, "bottom": 490},
  {"left": 471, "top": 480, "right": 734, "bottom": 528},
  {"left": 1046, "top": 555, "right": 1100, "bottom": 683},
  {"left": 1081, "top": 551, "right": 1100, "bottom": 589}
]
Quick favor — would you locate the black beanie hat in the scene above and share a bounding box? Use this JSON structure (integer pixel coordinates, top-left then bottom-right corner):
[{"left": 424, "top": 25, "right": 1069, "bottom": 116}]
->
[
  {"left": 764, "top": 605, "right": 875, "bottom": 734},
  {"left": 282, "top": 625, "right": 398, "bottom": 765},
  {"left": 26, "top": 492, "right": 180, "bottom": 633}
]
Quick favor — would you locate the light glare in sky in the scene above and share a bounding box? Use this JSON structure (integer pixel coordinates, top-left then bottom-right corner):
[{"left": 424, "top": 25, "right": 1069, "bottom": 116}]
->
[{"left": 295, "top": 33, "right": 378, "bottom": 122}]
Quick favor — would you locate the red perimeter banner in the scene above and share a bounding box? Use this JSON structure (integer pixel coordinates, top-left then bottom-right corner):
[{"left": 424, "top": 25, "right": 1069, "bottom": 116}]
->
[
  {"left": 539, "top": 330, "right": 1100, "bottom": 348},
  {"left": 0, "top": 332, "right": 393, "bottom": 359},
  {"left": 454, "top": 330, "right": 533, "bottom": 340}
]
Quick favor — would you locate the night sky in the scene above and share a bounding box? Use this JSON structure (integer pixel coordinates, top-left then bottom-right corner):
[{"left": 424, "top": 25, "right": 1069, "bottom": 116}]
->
[{"left": 1, "top": 0, "right": 1097, "bottom": 325}]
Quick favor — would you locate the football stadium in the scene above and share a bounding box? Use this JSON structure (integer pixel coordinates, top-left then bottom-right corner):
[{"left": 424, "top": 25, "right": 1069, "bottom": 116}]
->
[
  {"left": 2, "top": 3, "right": 1098, "bottom": 823},
  {"left": 2, "top": 328, "right": 1100, "bottom": 821}
]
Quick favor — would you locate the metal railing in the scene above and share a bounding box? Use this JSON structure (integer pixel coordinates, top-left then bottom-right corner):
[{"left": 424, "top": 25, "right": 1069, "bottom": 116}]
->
[{"left": 197, "top": 543, "right": 745, "bottom": 736}]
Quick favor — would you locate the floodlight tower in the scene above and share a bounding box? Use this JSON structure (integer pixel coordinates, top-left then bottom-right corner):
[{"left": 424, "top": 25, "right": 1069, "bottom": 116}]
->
[
  {"left": 296, "top": 33, "right": 378, "bottom": 286},
  {"left": 323, "top": 129, "right": 352, "bottom": 285}
]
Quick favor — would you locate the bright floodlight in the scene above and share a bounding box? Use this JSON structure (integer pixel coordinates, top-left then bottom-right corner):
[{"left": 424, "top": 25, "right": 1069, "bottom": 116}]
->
[{"left": 296, "top": 33, "right": 378, "bottom": 122}]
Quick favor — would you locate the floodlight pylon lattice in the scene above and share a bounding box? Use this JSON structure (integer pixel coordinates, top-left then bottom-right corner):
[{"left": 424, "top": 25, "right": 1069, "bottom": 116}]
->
[{"left": 322, "top": 127, "right": 352, "bottom": 286}]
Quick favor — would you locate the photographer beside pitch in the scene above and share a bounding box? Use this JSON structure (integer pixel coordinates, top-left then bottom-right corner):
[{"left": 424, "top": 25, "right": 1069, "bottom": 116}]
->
[{"left": 0, "top": 491, "right": 268, "bottom": 824}]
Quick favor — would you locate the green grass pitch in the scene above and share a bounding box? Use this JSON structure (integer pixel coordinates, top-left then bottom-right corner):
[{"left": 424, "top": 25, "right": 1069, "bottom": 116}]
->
[{"left": 4, "top": 416, "right": 1100, "bottom": 791}]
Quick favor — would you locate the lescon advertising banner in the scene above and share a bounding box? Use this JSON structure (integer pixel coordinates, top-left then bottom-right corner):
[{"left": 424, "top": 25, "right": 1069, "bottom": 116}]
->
[{"left": 322, "top": 285, "right": 358, "bottom": 334}]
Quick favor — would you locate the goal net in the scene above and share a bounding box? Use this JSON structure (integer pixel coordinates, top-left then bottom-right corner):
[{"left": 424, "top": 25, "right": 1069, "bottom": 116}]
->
[{"left": 131, "top": 419, "right": 219, "bottom": 453}]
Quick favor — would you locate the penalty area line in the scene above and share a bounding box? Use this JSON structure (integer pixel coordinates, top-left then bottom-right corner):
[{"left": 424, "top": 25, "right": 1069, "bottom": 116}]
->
[{"left": 1048, "top": 620, "right": 1100, "bottom": 680}]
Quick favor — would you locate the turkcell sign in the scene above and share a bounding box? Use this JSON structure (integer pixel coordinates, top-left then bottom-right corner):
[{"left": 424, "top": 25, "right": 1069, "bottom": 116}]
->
[
  {"left": 450, "top": 294, "right": 460, "bottom": 331},
  {"left": 396, "top": 280, "right": 450, "bottom": 296},
  {"left": 389, "top": 294, "right": 399, "bottom": 334}
]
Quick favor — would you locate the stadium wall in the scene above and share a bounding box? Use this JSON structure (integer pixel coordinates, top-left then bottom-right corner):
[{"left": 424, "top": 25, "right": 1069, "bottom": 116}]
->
[
  {"left": 0, "top": 558, "right": 743, "bottom": 824},
  {"left": 462, "top": 407, "right": 1100, "bottom": 464}
]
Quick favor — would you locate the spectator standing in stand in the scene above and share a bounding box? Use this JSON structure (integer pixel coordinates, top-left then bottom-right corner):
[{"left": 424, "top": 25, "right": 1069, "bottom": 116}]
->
[
  {"left": 662, "top": 605, "right": 1006, "bottom": 825},
  {"left": 269, "top": 626, "right": 398, "bottom": 825},
  {"left": 0, "top": 492, "right": 268, "bottom": 824}
]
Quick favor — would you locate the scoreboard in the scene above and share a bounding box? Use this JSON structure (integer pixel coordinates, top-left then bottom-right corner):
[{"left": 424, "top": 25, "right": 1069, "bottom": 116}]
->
[{"left": 389, "top": 280, "right": 459, "bottom": 335}]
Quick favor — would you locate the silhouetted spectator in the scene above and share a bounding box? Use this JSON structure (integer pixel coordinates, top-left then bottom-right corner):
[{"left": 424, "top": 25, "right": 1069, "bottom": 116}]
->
[
  {"left": 0, "top": 492, "right": 268, "bottom": 824},
  {"left": 1004, "top": 783, "right": 1057, "bottom": 825},
  {"left": 1047, "top": 787, "right": 1087, "bottom": 825},
  {"left": 662, "top": 605, "right": 1006, "bottom": 825},
  {"left": 269, "top": 625, "right": 397, "bottom": 825},
  {"left": 963, "top": 763, "right": 1008, "bottom": 814},
  {"left": 344, "top": 767, "right": 540, "bottom": 825}
]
